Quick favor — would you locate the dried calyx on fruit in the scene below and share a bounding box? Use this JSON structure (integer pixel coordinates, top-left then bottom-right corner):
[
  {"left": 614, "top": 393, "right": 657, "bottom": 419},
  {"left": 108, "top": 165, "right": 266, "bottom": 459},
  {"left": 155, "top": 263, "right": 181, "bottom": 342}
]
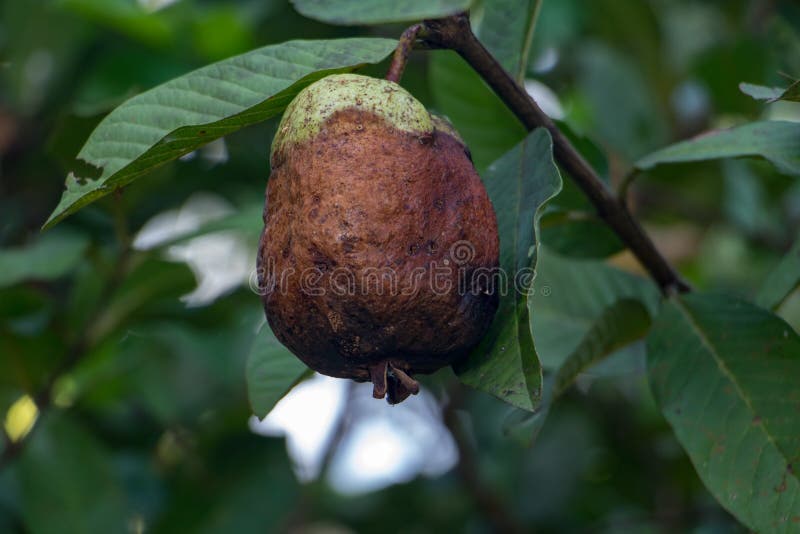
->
[{"left": 258, "top": 74, "right": 500, "bottom": 404}]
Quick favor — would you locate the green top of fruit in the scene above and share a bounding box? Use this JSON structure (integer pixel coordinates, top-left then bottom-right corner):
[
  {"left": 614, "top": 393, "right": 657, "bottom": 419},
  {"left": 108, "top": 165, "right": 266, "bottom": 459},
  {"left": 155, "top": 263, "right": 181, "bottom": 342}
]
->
[{"left": 271, "top": 73, "right": 434, "bottom": 157}]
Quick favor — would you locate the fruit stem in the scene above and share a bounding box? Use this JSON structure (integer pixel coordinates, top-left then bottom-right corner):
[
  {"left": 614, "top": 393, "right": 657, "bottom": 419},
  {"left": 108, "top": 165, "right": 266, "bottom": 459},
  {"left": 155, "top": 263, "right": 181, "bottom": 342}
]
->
[
  {"left": 368, "top": 361, "right": 421, "bottom": 404},
  {"left": 387, "top": 365, "right": 420, "bottom": 405},
  {"left": 386, "top": 23, "right": 422, "bottom": 83},
  {"left": 369, "top": 361, "right": 389, "bottom": 399},
  {"left": 418, "top": 13, "right": 691, "bottom": 295}
]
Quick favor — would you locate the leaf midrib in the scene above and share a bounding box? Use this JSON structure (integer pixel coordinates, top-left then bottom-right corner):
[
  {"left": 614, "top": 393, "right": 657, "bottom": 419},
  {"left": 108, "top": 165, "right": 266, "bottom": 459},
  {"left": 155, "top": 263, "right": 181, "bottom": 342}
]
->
[
  {"left": 512, "top": 136, "right": 534, "bottom": 405},
  {"left": 516, "top": 0, "right": 541, "bottom": 82},
  {"left": 673, "top": 297, "right": 795, "bottom": 472}
]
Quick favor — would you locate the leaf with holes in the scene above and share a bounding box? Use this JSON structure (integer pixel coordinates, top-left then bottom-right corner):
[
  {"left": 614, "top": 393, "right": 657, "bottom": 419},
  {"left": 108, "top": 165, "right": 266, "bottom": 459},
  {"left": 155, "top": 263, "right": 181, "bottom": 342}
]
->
[
  {"left": 454, "top": 128, "right": 562, "bottom": 412},
  {"left": 647, "top": 293, "right": 800, "bottom": 532},
  {"left": 43, "top": 38, "right": 398, "bottom": 229}
]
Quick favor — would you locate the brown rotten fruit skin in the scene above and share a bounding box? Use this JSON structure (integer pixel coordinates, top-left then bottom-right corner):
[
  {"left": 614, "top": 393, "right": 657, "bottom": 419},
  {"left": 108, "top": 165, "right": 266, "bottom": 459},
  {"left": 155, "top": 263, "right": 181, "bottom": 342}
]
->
[{"left": 258, "top": 74, "right": 499, "bottom": 404}]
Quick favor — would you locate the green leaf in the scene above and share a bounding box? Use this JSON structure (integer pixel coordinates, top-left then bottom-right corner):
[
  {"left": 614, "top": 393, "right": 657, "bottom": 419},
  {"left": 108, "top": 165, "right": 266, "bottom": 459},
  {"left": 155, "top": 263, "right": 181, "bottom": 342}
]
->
[
  {"left": 507, "top": 297, "right": 651, "bottom": 445},
  {"left": 246, "top": 322, "right": 310, "bottom": 418},
  {"left": 636, "top": 121, "right": 800, "bottom": 178},
  {"left": 429, "top": 50, "right": 527, "bottom": 170},
  {"left": 0, "top": 231, "right": 89, "bottom": 288},
  {"left": 647, "top": 293, "right": 800, "bottom": 532},
  {"left": 740, "top": 80, "right": 800, "bottom": 103},
  {"left": 539, "top": 211, "right": 624, "bottom": 259},
  {"left": 18, "top": 413, "right": 129, "bottom": 534},
  {"left": 291, "top": 0, "right": 470, "bottom": 25},
  {"left": 477, "top": 0, "right": 541, "bottom": 82},
  {"left": 530, "top": 247, "right": 660, "bottom": 369},
  {"left": 552, "top": 299, "right": 651, "bottom": 398},
  {"left": 454, "top": 128, "right": 562, "bottom": 412},
  {"left": 575, "top": 42, "right": 669, "bottom": 160},
  {"left": 756, "top": 236, "right": 800, "bottom": 311},
  {"left": 43, "top": 37, "right": 398, "bottom": 229}
]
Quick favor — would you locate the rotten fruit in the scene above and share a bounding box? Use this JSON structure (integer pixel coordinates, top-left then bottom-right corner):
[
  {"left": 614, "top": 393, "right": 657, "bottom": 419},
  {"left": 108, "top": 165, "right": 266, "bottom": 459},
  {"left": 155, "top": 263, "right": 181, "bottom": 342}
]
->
[{"left": 258, "top": 74, "right": 499, "bottom": 404}]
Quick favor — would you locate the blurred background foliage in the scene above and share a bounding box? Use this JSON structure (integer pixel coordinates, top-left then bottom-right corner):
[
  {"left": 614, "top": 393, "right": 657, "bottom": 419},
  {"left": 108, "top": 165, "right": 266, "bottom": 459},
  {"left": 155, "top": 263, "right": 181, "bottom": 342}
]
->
[{"left": 0, "top": 0, "right": 798, "bottom": 532}]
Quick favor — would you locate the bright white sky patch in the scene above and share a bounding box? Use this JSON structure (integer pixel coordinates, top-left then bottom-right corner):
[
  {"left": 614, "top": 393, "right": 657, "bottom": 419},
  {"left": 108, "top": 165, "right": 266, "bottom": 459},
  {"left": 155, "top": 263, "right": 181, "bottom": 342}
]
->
[
  {"left": 250, "top": 375, "right": 458, "bottom": 494},
  {"left": 524, "top": 79, "right": 565, "bottom": 120},
  {"left": 133, "top": 192, "right": 253, "bottom": 306},
  {"left": 327, "top": 384, "right": 458, "bottom": 495},
  {"left": 532, "top": 46, "right": 559, "bottom": 73},
  {"left": 250, "top": 374, "right": 348, "bottom": 482}
]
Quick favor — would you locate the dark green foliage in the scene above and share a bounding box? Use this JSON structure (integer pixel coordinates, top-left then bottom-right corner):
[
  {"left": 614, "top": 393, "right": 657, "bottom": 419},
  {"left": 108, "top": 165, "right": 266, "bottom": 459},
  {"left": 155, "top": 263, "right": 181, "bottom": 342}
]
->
[{"left": 2, "top": 0, "right": 799, "bottom": 532}]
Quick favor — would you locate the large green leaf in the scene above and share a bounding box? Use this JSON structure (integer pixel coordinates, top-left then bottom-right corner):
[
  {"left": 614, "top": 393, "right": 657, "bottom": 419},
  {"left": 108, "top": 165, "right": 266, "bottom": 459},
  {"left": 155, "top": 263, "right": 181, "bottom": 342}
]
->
[
  {"left": 552, "top": 299, "right": 651, "bottom": 398},
  {"left": 503, "top": 298, "right": 651, "bottom": 446},
  {"left": 429, "top": 50, "right": 527, "bottom": 171},
  {"left": 291, "top": 0, "right": 470, "bottom": 25},
  {"left": 477, "top": 0, "right": 541, "bottom": 82},
  {"left": 454, "top": 128, "right": 562, "bottom": 412},
  {"left": 505, "top": 298, "right": 651, "bottom": 445},
  {"left": 575, "top": 42, "right": 669, "bottom": 160},
  {"left": 504, "top": 272, "right": 660, "bottom": 444},
  {"left": 636, "top": 121, "right": 800, "bottom": 178},
  {"left": 246, "top": 322, "right": 310, "bottom": 418},
  {"left": 530, "top": 248, "right": 660, "bottom": 369},
  {"left": 0, "top": 231, "right": 89, "bottom": 288},
  {"left": 740, "top": 81, "right": 800, "bottom": 103},
  {"left": 43, "top": 38, "right": 398, "bottom": 229},
  {"left": 756, "top": 236, "right": 800, "bottom": 312},
  {"left": 647, "top": 293, "right": 800, "bottom": 533}
]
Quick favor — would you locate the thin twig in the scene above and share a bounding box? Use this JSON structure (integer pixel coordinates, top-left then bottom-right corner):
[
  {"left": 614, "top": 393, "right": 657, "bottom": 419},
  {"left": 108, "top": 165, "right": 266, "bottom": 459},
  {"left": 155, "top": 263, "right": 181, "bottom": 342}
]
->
[
  {"left": 386, "top": 24, "right": 423, "bottom": 83},
  {"left": 319, "top": 381, "right": 356, "bottom": 478},
  {"left": 617, "top": 168, "right": 640, "bottom": 208},
  {"left": 420, "top": 13, "right": 690, "bottom": 295}
]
